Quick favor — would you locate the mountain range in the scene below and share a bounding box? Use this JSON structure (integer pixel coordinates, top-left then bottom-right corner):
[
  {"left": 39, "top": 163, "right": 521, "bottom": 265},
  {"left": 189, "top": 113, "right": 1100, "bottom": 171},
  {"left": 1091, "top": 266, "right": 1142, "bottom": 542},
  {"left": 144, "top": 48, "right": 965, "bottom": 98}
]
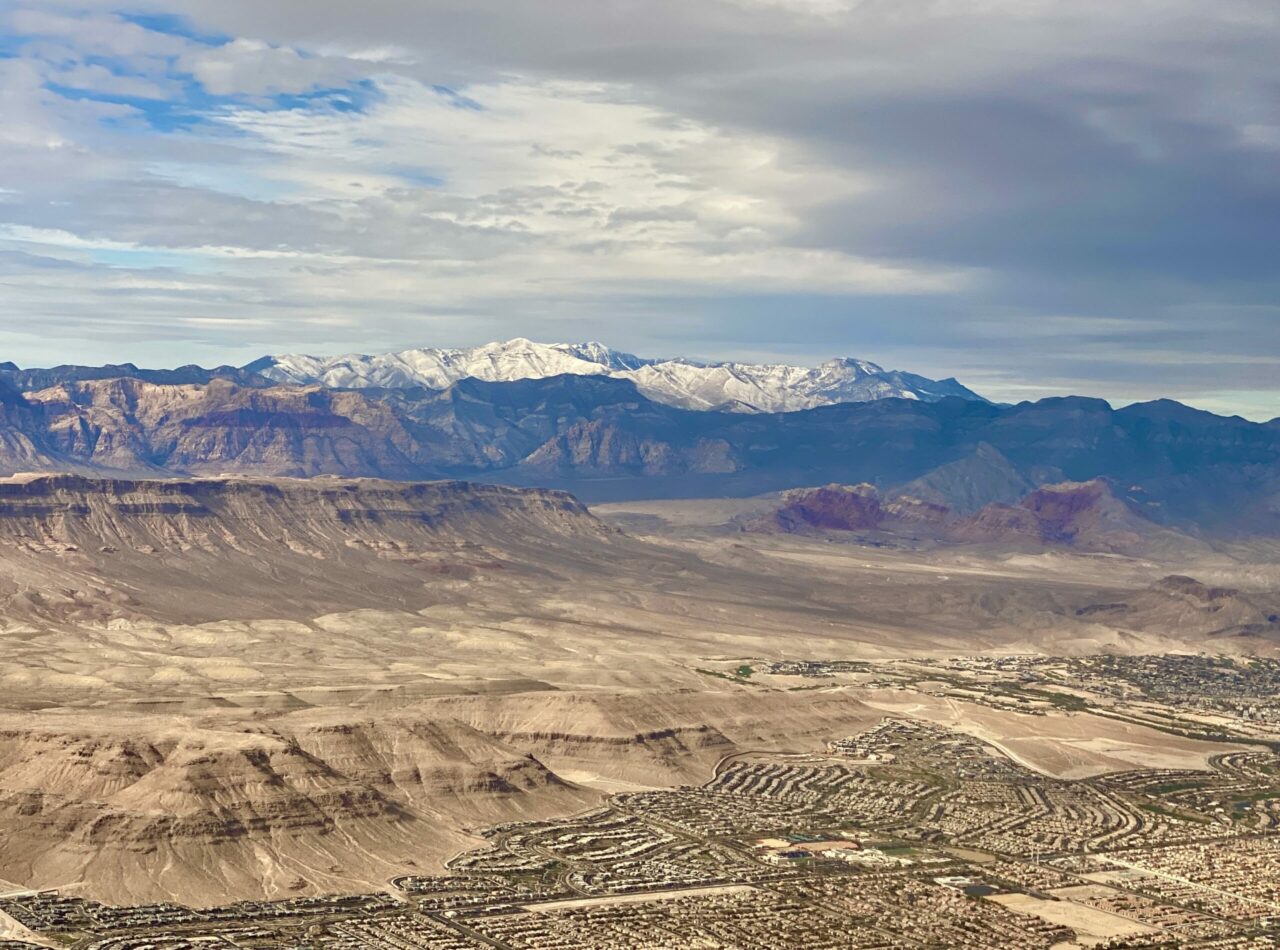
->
[
  {"left": 247, "top": 338, "right": 989, "bottom": 411},
  {"left": 0, "top": 366, "right": 1277, "bottom": 537},
  {"left": 5, "top": 338, "right": 987, "bottom": 413}
]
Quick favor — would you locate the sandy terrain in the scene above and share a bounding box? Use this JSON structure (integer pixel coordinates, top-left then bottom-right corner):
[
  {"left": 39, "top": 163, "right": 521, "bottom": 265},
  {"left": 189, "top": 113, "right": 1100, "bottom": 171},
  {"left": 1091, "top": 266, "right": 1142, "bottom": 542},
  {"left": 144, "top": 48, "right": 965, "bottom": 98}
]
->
[
  {"left": 0, "top": 483, "right": 1272, "bottom": 904},
  {"left": 857, "top": 690, "right": 1240, "bottom": 777},
  {"left": 987, "top": 892, "right": 1160, "bottom": 945}
]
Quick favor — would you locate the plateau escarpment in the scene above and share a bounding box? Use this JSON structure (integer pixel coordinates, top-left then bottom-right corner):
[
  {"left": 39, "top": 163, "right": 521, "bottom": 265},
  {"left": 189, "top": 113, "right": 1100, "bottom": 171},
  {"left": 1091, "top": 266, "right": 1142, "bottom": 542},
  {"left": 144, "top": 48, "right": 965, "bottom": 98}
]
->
[{"left": 0, "top": 473, "right": 613, "bottom": 626}]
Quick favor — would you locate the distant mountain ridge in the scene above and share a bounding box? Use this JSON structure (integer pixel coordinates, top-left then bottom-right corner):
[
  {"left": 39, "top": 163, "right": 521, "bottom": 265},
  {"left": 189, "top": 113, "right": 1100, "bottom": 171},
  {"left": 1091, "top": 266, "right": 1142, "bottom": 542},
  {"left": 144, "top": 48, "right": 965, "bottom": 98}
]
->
[
  {"left": 3, "top": 339, "right": 984, "bottom": 414},
  {"left": 0, "top": 360, "right": 269, "bottom": 391},
  {"left": 0, "top": 372, "right": 1276, "bottom": 537},
  {"left": 248, "top": 338, "right": 988, "bottom": 411}
]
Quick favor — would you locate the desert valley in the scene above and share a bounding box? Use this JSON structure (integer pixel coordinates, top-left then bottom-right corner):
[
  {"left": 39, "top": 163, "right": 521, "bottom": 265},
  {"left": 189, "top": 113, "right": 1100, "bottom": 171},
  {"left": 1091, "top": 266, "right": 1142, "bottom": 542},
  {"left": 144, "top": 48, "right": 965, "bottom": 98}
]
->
[{"left": 0, "top": 342, "right": 1276, "bottom": 948}]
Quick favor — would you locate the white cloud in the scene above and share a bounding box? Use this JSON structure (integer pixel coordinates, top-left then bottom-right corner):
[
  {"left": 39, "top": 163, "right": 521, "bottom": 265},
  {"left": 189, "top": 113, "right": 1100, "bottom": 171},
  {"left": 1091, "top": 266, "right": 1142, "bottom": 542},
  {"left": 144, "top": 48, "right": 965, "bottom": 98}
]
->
[
  {"left": 43, "top": 61, "right": 178, "bottom": 99},
  {"left": 7, "top": 7, "right": 187, "bottom": 57},
  {"left": 182, "top": 38, "right": 359, "bottom": 96}
]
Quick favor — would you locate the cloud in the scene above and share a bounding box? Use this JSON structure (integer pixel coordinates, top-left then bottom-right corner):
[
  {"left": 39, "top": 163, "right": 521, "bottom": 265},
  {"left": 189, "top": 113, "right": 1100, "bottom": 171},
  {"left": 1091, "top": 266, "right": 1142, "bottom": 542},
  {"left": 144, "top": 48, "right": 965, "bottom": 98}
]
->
[
  {"left": 7, "top": 7, "right": 187, "bottom": 57},
  {"left": 181, "top": 38, "right": 360, "bottom": 96},
  {"left": 42, "top": 60, "right": 177, "bottom": 99},
  {"left": 0, "top": 1, "right": 1276, "bottom": 417}
]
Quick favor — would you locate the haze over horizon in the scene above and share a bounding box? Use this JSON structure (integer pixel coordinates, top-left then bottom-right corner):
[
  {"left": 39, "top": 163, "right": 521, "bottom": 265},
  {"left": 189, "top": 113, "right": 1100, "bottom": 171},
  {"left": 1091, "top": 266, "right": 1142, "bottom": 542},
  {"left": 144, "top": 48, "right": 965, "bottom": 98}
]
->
[{"left": 2, "top": 1, "right": 1278, "bottom": 419}]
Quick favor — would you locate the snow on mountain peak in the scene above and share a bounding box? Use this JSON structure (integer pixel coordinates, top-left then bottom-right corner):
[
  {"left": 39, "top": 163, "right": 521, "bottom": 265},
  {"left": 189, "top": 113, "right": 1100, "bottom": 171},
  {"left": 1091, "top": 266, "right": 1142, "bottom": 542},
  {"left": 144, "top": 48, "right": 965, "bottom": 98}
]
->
[
  {"left": 252, "top": 339, "right": 985, "bottom": 412},
  {"left": 819, "top": 357, "right": 886, "bottom": 377}
]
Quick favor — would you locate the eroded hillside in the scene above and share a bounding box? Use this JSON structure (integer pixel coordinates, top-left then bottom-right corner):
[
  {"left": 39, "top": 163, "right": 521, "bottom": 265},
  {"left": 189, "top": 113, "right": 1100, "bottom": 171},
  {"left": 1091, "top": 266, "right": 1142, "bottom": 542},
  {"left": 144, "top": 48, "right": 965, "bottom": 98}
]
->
[
  {"left": 0, "top": 473, "right": 613, "bottom": 625},
  {"left": 0, "top": 474, "right": 1275, "bottom": 906}
]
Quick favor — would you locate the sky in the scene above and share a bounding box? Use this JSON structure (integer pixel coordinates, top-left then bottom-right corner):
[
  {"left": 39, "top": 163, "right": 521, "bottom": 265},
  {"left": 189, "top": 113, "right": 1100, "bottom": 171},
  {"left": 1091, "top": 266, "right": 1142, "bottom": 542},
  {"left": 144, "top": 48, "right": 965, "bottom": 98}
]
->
[{"left": 0, "top": 1, "right": 1277, "bottom": 418}]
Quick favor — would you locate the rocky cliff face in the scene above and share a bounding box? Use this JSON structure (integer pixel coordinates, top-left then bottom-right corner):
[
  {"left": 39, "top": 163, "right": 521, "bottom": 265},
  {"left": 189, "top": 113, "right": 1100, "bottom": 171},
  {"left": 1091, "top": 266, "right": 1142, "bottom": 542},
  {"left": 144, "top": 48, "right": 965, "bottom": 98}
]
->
[
  {"left": 26, "top": 378, "right": 424, "bottom": 477},
  {"left": 0, "top": 382, "right": 51, "bottom": 472}
]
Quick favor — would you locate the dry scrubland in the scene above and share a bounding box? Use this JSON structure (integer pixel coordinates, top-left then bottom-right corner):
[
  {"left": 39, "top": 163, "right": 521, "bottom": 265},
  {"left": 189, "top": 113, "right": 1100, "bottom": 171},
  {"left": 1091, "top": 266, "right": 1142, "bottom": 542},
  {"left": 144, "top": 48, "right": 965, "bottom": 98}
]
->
[{"left": 0, "top": 477, "right": 1275, "bottom": 905}]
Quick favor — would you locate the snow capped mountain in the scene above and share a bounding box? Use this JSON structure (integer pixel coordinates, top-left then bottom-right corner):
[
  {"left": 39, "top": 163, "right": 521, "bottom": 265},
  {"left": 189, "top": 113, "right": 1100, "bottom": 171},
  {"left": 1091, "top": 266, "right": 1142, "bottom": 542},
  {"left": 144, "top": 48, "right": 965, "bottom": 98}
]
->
[
  {"left": 248, "top": 339, "right": 986, "bottom": 411},
  {"left": 247, "top": 338, "right": 649, "bottom": 390},
  {"left": 619, "top": 360, "right": 828, "bottom": 412},
  {"left": 615, "top": 357, "right": 980, "bottom": 412}
]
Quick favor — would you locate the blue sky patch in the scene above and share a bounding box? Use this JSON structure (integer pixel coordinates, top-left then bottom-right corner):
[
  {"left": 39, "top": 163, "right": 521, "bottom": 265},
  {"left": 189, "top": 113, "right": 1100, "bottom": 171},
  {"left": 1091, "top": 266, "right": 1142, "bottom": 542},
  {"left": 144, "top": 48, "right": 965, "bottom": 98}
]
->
[
  {"left": 384, "top": 166, "right": 445, "bottom": 188},
  {"left": 47, "top": 80, "right": 230, "bottom": 133},
  {"left": 119, "top": 12, "right": 230, "bottom": 47},
  {"left": 270, "top": 79, "right": 383, "bottom": 115},
  {"left": 433, "top": 85, "right": 484, "bottom": 111}
]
